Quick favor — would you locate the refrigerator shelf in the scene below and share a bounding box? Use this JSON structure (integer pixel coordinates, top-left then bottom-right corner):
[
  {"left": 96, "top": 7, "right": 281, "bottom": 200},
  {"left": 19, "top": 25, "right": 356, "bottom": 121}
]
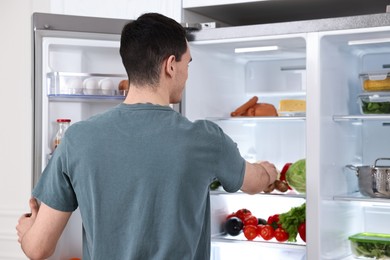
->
[
  {"left": 340, "top": 256, "right": 357, "bottom": 260},
  {"left": 48, "top": 94, "right": 125, "bottom": 103},
  {"left": 47, "top": 72, "right": 127, "bottom": 78},
  {"left": 207, "top": 116, "right": 306, "bottom": 122},
  {"left": 211, "top": 190, "right": 306, "bottom": 199},
  {"left": 211, "top": 234, "right": 306, "bottom": 249},
  {"left": 333, "top": 115, "right": 390, "bottom": 121},
  {"left": 334, "top": 192, "right": 390, "bottom": 203}
]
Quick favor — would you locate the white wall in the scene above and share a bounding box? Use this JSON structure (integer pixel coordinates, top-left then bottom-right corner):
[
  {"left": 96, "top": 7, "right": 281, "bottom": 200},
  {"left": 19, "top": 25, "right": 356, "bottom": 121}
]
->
[
  {"left": 0, "top": 1, "right": 50, "bottom": 258},
  {"left": 0, "top": 0, "right": 180, "bottom": 259}
]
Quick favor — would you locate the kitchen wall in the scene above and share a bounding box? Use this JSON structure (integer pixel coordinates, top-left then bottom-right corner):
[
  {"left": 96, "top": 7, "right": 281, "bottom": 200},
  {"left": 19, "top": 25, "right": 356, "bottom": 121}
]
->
[
  {"left": 0, "top": 1, "right": 50, "bottom": 258},
  {"left": 0, "top": 0, "right": 179, "bottom": 259}
]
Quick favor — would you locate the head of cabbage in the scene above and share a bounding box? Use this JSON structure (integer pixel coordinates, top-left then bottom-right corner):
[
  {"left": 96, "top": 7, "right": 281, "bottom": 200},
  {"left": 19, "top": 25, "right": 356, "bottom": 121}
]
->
[{"left": 286, "top": 159, "right": 306, "bottom": 193}]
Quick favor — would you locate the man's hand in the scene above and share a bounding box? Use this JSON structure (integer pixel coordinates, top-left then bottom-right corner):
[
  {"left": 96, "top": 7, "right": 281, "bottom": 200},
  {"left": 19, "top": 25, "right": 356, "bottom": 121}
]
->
[
  {"left": 16, "top": 198, "right": 39, "bottom": 243},
  {"left": 241, "top": 160, "right": 279, "bottom": 194},
  {"left": 255, "top": 161, "right": 278, "bottom": 185},
  {"left": 15, "top": 200, "right": 72, "bottom": 259}
]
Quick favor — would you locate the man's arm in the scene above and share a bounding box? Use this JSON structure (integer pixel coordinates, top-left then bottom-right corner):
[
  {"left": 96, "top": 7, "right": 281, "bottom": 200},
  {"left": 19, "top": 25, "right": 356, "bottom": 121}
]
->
[
  {"left": 241, "top": 161, "right": 278, "bottom": 194},
  {"left": 16, "top": 198, "right": 72, "bottom": 260}
]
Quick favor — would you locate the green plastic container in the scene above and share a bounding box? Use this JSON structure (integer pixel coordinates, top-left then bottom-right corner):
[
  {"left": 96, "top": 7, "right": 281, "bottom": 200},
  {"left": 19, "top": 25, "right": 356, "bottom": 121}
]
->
[{"left": 349, "top": 233, "right": 390, "bottom": 259}]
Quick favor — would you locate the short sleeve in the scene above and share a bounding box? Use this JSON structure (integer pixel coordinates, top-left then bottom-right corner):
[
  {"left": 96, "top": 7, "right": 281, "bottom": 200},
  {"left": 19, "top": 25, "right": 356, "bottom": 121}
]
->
[
  {"left": 213, "top": 125, "right": 246, "bottom": 193},
  {"left": 32, "top": 138, "right": 78, "bottom": 212}
]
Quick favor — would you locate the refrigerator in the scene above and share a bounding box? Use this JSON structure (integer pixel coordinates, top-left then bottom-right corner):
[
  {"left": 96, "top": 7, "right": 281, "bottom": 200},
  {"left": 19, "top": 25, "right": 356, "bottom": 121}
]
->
[{"left": 32, "top": 12, "right": 390, "bottom": 260}]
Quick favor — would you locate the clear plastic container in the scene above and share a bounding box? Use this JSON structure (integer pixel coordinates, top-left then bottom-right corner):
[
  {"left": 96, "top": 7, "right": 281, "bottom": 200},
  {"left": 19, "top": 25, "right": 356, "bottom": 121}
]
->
[
  {"left": 358, "top": 93, "right": 390, "bottom": 114},
  {"left": 47, "top": 72, "right": 126, "bottom": 96},
  {"left": 348, "top": 232, "right": 390, "bottom": 259},
  {"left": 360, "top": 71, "right": 390, "bottom": 92}
]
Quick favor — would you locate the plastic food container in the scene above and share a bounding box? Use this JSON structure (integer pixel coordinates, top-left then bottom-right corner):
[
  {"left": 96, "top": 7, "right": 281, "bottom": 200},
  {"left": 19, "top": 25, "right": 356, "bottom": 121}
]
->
[
  {"left": 360, "top": 71, "right": 390, "bottom": 92},
  {"left": 349, "top": 232, "right": 390, "bottom": 259},
  {"left": 358, "top": 93, "right": 390, "bottom": 114},
  {"left": 47, "top": 72, "right": 126, "bottom": 96}
]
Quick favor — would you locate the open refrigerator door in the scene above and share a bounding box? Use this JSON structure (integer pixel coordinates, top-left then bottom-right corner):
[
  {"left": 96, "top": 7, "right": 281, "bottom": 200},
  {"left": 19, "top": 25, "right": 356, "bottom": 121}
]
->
[{"left": 32, "top": 13, "right": 129, "bottom": 259}]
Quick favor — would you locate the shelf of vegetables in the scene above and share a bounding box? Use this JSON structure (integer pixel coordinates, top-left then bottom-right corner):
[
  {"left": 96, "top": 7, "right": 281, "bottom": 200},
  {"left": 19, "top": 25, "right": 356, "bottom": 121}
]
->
[
  {"left": 209, "top": 158, "right": 307, "bottom": 251},
  {"left": 217, "top": 203, "right": 307, "bottom": 246},
  {"left": 211, "top": 234, "right": 306, "bottom": 248}
]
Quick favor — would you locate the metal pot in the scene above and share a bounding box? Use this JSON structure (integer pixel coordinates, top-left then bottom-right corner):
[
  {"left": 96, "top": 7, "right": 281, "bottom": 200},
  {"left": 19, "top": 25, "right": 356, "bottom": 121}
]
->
[{"left": 346, "top": 158, "right": 390, "bottom": 198}]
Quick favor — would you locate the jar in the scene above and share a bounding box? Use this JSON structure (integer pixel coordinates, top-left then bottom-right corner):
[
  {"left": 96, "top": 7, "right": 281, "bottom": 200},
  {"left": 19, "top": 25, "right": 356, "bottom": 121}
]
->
[{"left": 53, "top": 119, "right": 71, "bottom": 150}]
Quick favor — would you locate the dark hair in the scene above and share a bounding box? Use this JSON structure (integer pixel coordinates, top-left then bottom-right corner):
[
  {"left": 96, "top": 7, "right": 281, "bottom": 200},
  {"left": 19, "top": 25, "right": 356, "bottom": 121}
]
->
[{"left": 119, "top": 13, "right": 188, "bottom": 87}]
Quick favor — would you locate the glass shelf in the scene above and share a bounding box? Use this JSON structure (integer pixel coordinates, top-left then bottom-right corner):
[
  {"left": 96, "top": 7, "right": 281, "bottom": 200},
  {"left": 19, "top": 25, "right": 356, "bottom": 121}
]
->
[
  {"left": 333, "top": 114, "right": 390, "bottom": 121},
  {"left": 211, "top": 189, "right": 306, "bottom": 199},
  {"left": 207, "top": 116, "right": 306, "bottom": 122},
  {"left": 48, "top": 94, "right": 125, "bottom": 103},
  {"left": 211, "top": 233, "right": 306, "bottom": 249},
  {"left": 47, "top": 71, "right": 126, "bottom": 78},
  {"left": 334, "top": 192, "right": 390, "bottom": 203}
]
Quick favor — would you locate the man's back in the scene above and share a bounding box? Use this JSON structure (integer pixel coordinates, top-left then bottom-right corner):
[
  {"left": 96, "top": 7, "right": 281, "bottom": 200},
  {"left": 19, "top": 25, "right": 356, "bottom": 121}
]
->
[{"left": 33, "top": 103, "right": 245, "bottom": 259}]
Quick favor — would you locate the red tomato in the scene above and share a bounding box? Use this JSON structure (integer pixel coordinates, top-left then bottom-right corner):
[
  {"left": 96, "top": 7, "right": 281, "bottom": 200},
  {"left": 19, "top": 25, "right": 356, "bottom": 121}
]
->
[
  {"left": 226, "top": 212, "right": 237, "bottom": 220},
  {"left": 298, "top": 221, "right": 306, "bottom": 242},
  {"left": 256, "top": 224, "right": 264, "bottom": 237},
  {"left": 235, "top": 208, "right": 252, "bottom": 221},
  {"left": 260, "top": 225, "right": 274, "bottom": 240},
  {"left": 267, "top": 214, "right": 281, "bottom": 230},
  {"left": 274, "top": 227, "right": 289, "bottom": 242},
  {"left": 243, "top": 225, "right": 258, "bottom": 241},
  {"left": 243, "top": 215, "right": 258, "bottom": 226}
]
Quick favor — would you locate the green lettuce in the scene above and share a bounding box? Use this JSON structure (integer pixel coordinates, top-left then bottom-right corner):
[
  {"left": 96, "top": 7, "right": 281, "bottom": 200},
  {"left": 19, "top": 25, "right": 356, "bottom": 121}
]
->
[{"left": 286, "top": 159, "right": 306, "bottom": 193}]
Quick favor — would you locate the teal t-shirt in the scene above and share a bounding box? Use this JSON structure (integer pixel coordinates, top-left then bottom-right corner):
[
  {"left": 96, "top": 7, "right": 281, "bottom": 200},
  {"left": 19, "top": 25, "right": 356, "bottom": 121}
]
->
[{"left": 33, "top": 103, "right": 245, "bottom": 260}]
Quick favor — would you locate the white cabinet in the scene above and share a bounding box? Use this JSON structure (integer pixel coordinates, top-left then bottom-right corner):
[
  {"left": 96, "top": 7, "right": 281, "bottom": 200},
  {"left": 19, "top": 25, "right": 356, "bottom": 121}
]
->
[
  {"left": 50, "top": 0, "right": 181, "bottom": 21},
  {"left": 183, "top": 0, "right": 260, "bottom": 7}
]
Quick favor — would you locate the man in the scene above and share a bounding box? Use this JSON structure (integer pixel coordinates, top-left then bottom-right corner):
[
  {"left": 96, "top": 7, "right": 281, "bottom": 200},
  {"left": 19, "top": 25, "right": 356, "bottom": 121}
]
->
[{"left": 17, "top": 13, "right": 278, "bottom": 259}]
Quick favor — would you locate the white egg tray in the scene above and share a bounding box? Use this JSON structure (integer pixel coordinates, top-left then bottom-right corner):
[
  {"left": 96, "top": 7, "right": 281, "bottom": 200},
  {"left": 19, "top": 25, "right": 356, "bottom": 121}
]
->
[{"left": 47, "top": 72, "right": 127, "bottom": 96}]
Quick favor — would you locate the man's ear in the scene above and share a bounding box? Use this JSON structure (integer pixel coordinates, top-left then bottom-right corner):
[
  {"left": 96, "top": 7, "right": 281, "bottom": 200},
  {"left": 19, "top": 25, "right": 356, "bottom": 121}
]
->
[{"left": 165, "top": 55, "right": 176, "bottom": 78}]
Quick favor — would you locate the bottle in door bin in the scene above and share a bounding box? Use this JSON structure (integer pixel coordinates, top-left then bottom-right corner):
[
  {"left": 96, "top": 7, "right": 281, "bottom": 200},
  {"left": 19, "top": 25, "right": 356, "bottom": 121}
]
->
[{"left": 53, "top": 119, "right": 71, "bottom": 150}]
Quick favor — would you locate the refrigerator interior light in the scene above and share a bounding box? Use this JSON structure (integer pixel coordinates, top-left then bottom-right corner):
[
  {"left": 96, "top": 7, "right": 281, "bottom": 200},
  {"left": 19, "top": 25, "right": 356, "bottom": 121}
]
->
[
  {"left": 347, "top": 38, "right": 390, "bottom": 45},
  {"left": 234, "top": 45, "right": 279, "bottom": 53}
]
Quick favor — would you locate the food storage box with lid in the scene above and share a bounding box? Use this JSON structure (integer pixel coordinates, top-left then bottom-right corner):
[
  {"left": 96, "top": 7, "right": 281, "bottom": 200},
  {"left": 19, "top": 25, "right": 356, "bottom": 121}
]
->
[
  {"left": 348, "top": 232, "right": 390, "bottom": 259},
  {"left": 358, "top": 93, "right": 390, "bottom": 114},
  {"left": 360, "top": 71, "right": 390, "bottom": 92}
]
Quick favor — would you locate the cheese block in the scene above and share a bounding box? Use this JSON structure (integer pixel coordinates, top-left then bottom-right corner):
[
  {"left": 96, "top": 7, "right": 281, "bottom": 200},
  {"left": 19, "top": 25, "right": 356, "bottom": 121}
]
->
[
  {"left": 363, "top": 78, "right": 390, "bottom": 91},
  {"left": 279, "top": 99, "right": 306, "bottom": 112}
]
